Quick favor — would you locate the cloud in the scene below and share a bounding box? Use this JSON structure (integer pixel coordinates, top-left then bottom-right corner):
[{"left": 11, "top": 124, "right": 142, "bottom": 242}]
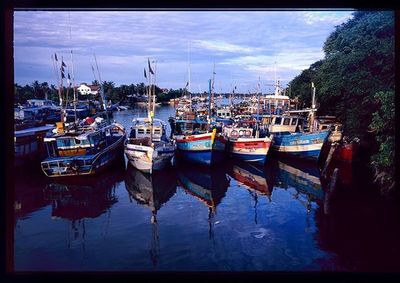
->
[
  {"left": 193, "top": 40, "right": 259, "bottom": 53},
  {"left": 13, "top": 10, "right": 355, "bottom": 92},
  {"left": 300, "top": 11, "right": 354, "bottom": 25}
]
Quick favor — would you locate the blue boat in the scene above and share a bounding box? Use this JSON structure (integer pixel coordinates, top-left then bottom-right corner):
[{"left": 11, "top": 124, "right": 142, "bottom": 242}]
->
[
  {"left": 261, "top": 83, "right": 331, "bottom": 162},
  {"left": 271, "top": 130, "right": 330, "bottom": 161},
  {"left": 41, "top": 117, "right": 126, "bottom": 177},
  {"left": 172, "top": 118, "right": 226, "bottom": 166}
]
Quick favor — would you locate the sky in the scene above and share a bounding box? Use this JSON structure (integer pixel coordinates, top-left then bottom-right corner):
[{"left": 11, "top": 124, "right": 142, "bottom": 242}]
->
[{"left": 14, "top": 10, "right": 354, "bottom": 93}]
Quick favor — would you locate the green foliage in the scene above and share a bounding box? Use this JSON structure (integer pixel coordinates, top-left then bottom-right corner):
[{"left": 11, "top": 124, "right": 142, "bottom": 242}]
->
[
  {"left": 14, "top": 80, "right": 186, "bottom": 105},
  {"left": 288, "top": 11, "right": 395, "bottom": 193},
  {"left": 289, "top": 11, "right": 394, "bottom": 139},
  {"left": 369, "top": 91, "right": 395, "bottom": 194},
  {"left": 156, "top": 88, "right": 184, "bottom": 103}
]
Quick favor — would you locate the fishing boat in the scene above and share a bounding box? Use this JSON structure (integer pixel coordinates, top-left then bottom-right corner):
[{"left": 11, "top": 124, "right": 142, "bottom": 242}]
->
[
  {"left": 41, "top": 53, "right": 126, "bottom": 177},
  {"left": 124, "top": 118, "right": 175, "bottom": 173},
  {"left": 222, "top": 119, "right": 272, "bottom": 164},
  {"left": 124, "top": 59, "right": 175, "bottom": 174},
  {"left": 263, "top": 83, "right": 330, "bottom": 161},
  {"left": 173, "top": 118, "right": 226, "bottom": 166},
  {"left": 172, "top": 66, "right": 226, "bottom": 166},
  {"left": 222, "top": 78, "right": 272, "bottom": 164},
  {"left": 14, "top": 124, "right": 55, "bottom": 167},
  {"left": 41, "top": 116, "right": 125, "bottom": 177}
]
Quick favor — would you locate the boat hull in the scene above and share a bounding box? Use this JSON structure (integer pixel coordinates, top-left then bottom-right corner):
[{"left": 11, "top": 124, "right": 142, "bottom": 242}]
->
[
  {"left": 270, "top": 131, "right": 330, "bottom": 161},
  {"left": 175, "top": 133, "right": 225, "bottom": 166},
  {"left": 227, "top": 137, "right": 271, "bottom": 164},
  {"left": 41, "top": 134, "right": 125, "bottom": 177},
  {"left": 124, "top": 142, "right": 175, "bottom": 173}
]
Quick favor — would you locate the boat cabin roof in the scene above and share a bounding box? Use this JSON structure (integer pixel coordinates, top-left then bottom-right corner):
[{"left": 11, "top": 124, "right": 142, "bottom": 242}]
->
[
  {"left": 175, "top": 119, "right": 208, "bottom": 124},
  {"left": 131, "top": 118, "right": 165, "bottom": 127}
]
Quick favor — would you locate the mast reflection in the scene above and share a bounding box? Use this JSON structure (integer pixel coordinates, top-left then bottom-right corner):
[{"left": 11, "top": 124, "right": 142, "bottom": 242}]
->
[
  {"left": 227, "top": 159, "right": 274, "bottom": 224},
  {"left": 176, "top": 161, "right": 230, "bottom": 240},
  {"left": 124, "top": 163, "right": 177, "bottom": 267}
]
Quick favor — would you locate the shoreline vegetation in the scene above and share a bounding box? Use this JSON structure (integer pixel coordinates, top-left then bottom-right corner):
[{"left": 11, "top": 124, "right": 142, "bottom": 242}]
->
[{"left": 13, "top": 11, "right": 395, "bottom": 194}]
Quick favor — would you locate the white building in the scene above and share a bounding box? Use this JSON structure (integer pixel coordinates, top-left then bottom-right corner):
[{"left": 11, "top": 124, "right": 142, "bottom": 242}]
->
[{"left": 77, "top": 83, "right": 100, "bottom": 95}]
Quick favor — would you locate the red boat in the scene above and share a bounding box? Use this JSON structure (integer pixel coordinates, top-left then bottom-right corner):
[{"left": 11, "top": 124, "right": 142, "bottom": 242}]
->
[{"left": 333, "top": 138, "right": 360, "bottom": 163}]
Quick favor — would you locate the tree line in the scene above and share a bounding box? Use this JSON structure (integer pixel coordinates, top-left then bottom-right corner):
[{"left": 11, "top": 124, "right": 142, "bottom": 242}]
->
[
  {"left": 14, "top": 80, "right": 190, "bottom": 105},
  {"left": 287, "top": 11, "right": 395, "bottom": 194}
]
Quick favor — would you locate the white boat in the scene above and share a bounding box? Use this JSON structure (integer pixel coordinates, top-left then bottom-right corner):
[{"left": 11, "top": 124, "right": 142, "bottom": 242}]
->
[
  {"left": 124, "top": 118, "right": 175, "bottom": 173},
  {"left": 124, "top": 59, "right": 175, "bottom": 174}
]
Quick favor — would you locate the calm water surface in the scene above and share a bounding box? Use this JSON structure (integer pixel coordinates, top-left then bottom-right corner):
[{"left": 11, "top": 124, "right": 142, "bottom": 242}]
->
[{"left": 13, "top": 105, "right": 400, "bottom": 272}]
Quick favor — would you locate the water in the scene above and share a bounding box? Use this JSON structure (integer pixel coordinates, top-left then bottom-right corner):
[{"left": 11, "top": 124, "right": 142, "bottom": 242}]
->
[{"left": 13, "top": 105, "right": 400, "bottom": 272}]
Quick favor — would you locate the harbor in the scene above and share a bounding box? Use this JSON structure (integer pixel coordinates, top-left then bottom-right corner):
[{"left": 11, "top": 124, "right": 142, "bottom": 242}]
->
[
  {"left": 13, "top": 103, "right": 399, "bottom": 272},
  {"left": 10, "top": 10, "right": 398, "bottom": 274}
]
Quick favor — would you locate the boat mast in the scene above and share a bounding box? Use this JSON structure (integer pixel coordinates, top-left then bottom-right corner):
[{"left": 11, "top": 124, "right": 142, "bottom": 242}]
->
[
  {"left": 208, "top": 79, "right": 212, "bottom": 123},
  {"left": 51, "top": 53, "right": 64, "bottom": 124},
  {"left": 256, "top": 76, "right": 260, "bottom": 138},
  {"left": 94, "top": 53, "right": 109, "bottom": 121},
  {"left": 70, "top": 50, "right": 77, "bottom": 124},
  {"left": 188, "top": 42, "right": 191, "bottom": 107},
  {"left": 211, "top": 63, "right": 216, "bottom": 115},
  {"left": 310, "top": 82, "right": 316, "bottom": 132},
  {"left": 68, "top": 12, "right": 77, "bottom": 124},
  {"left": 147, "top": 58, "right": 155, "bottom": 144}
]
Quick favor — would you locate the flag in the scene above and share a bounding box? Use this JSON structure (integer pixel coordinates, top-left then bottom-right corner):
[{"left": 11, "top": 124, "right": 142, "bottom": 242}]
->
[
  {"left": 55, "top": 53, "right": 58, "bottom": 61},
  {"left": 144, "top": 68, "right": 147, "bottom": 79},
  {"left": 148, "top": 58, "right": 154, "bottom": 75},
  {"left": 185, "top": 81, "right": 189, "bottom": 88},
  {"left": 61, "top": 72, "right": 65, "bottom": 79},
  {"left": 62, "top": 61, "right": 66, "bottom": 68},
  {"left": 67, "top": 73, "right": 71, "bottom": 85}
]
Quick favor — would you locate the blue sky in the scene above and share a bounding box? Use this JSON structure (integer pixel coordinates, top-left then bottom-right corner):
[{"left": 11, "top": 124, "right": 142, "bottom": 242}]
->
[{"left": 14, "top": 10, "right": 353, "bottom": 93}]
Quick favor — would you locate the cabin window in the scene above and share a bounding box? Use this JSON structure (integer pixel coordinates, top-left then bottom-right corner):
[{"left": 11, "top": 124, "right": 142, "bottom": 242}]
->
[
  {"left": 138, "top": 129, "right": 145, "bottom": 134},
  {"left": 291, "top": 118, "right": 297, "bottom": 125},
  {"left": 321, "top": 125, "right": 328, "bottom": 130},
  {"left": 226, "top": 113, "right": 230, "bottom": 117},
  {"left": 283, "top": 118, "right": 290, "bottom": 125},
  {"left": 89, "top": 133, "right": 102, "bottom": 147},
  {"left": 146, "top": 129, "right": 151, "bottom": 134},
  {"left": 275, "top": 117, "right": 282, "bottom": 125},
  {"left": 56, "top": 138, "right": 75, "bottom": 148}
]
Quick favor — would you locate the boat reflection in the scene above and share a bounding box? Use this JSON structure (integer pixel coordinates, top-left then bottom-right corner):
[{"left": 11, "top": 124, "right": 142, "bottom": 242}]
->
[
  {"left": 274, "top": 158, "right": 324, "bottom": 203},
  {"left": 43, "top": 161, "right": 125, "bottom": 249},
  {"left": 14, "top": 166, "right": 51, "bottom": 227},
  {"left": 124, "top": 163, "right": 177, "bottom": 216},
  {"left": 176, "top": 162, "right": 230, "bottom": 212},
  {"left": 176, "top": 161, "right": 230, "bottom": 240},
  {"left": 43, "top": 166, "right": 124, "bottom": 220},
  {"left": 124, "top": 163, "right": 177, "bottom": 267},
  {"left": 228, "top": 159, "right": 273, "bottom": 197}
]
